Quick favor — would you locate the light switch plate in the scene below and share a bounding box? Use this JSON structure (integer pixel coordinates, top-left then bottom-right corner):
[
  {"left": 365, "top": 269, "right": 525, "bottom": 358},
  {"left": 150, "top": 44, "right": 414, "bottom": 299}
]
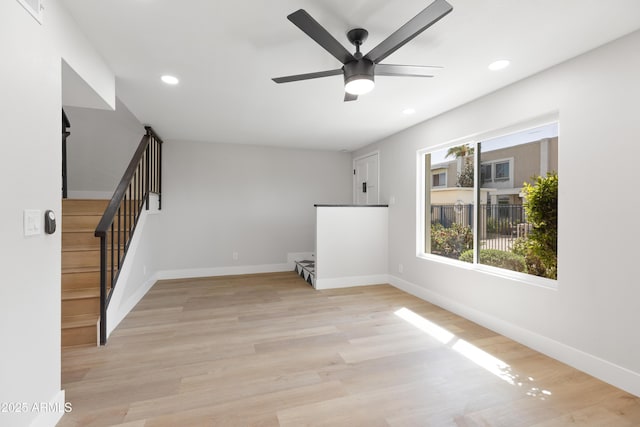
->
[{"left": 24, "top": 209, "right": 41, "bottom": 236}]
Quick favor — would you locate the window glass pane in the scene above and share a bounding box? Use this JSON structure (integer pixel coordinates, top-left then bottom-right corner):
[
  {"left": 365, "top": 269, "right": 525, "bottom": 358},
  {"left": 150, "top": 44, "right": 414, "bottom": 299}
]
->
[
  {"left": 432, "top": 172, "right": 446, "bottom": 187},
  {"left": 481, "top": 164, "right": 492, "bottom": 183},
  {"left": 425, "top": 144, "right": 474, "bottom": 263},
  {"left": 495, "top": 162, "right": 510, "bottom": 180},
  {"left": 478, "top": 123, "right": 558, "bottom": 279}
]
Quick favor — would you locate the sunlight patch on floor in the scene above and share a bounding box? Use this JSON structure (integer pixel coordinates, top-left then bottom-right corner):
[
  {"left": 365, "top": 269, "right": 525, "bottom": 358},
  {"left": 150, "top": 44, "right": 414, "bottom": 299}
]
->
[{"left": 394, "top": 307, "right": 552, "bottom": 399}]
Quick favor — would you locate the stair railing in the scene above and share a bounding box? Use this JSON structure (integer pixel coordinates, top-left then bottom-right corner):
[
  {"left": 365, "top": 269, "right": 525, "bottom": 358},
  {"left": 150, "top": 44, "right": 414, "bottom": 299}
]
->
[{"left": 94, "top": 126, "right": 163, "bottom": 345}]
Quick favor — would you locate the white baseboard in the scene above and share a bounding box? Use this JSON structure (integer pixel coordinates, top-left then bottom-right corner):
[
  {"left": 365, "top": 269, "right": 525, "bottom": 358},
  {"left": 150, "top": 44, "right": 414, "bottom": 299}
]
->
[
  {"left": 315, "top": 274, "right": 389, "bottom": 290},
  {"left": 156, "top": 263, "right": 293, "bottom": 281},
  {"left": 388, "top": 274, "right": 640, "bottom": 398},
  {"left": 66, "top": 190, "right": 113, "bottom": 199},
  {"left": 29, "top": 390, "right": 66, "bottom": 427}
]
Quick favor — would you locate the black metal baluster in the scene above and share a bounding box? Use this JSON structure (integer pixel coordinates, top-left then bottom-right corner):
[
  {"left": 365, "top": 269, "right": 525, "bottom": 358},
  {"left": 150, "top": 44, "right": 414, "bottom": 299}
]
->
[
  {"left": 110, "top": 222, "right": 115, "bottom": 291},
  {"left": 158, "top": 138, "right": 162, "bottom": 210},
  {"left": 99, "top": 236, "right": 107, "bottom": 345}
]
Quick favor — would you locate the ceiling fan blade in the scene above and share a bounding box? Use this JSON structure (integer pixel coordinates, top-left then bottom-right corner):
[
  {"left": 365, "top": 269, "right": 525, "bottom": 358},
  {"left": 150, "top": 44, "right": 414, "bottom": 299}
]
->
[
  {"left": 376, "top": 64, "right": 439, "bottom": 77},
  {"left": 272, "top": 69, "right": 343, "bottom": 84},
  {"left": 344, "top": 92, "right": 358, "bottom": 102},
  {"left": 364, "top": 0, "right": 453, "bottom": 64},
  {"left": 288, "top": 9, "right": 355, "bottom": 65}
]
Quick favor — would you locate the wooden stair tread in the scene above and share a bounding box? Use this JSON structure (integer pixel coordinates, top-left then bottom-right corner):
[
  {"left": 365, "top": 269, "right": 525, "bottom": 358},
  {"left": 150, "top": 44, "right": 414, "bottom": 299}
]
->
[
  {"left": 63, "top": 288, "right": 100, "bottom": 300},
  {"left": 62, "top": 314, "right": 99, "bottom": 329},
  {"left": 62, "top": 266, "right": 100, "bottom": 274},
  {"left": 62, "top": 212, "right": 103, "bottom": 217},
  {"left": 62, "top": 245, "right": 125, "bottom": 252},
  {"left": 62, "top": 246, "right": 98, "bottom": 252},
  {"left": 62, "top": 199, "right": 109, "bottom": 216},
  {"left": 62, "top": 247, "right": 99, "bottom": 253}
]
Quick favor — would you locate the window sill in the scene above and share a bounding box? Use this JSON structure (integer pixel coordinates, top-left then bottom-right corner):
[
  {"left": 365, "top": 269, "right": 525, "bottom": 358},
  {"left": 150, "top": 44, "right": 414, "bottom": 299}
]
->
[{"left": 417, "top": 252, "right": 558, "bottom": 290}]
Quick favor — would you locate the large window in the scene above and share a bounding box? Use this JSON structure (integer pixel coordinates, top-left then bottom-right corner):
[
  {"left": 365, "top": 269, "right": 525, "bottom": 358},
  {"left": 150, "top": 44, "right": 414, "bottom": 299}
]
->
[{"left": 421, "top": 123, "right": 558, "bottom": 282}]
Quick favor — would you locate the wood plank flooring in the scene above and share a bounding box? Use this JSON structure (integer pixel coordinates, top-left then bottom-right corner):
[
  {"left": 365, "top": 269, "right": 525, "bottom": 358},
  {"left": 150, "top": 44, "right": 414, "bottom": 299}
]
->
[{"left": 60, "top": 272, "right": 640, "bottom": 426}]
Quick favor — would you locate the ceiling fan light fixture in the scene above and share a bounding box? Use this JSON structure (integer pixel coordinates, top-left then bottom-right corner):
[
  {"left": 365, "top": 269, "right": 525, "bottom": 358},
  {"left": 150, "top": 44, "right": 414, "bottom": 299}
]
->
[
  {"left": 343, "top": 59, "right": 375, "bottom": 95},
  {"left": 273, "top": 1, "right": 454, "bottom": 102},
  {"left": 345, "top": 75, "right": 375, "bottom": 95}
]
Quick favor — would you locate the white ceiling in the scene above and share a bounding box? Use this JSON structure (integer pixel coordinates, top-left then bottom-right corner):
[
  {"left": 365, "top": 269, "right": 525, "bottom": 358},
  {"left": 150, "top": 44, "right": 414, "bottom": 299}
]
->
[{"left": 60, "top": 0, "right": 640, "bottom": 151}]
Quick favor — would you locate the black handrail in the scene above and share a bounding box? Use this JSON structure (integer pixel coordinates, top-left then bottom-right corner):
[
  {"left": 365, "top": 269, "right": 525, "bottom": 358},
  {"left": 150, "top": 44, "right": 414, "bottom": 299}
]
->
[{"left": 95, "top": 126, "right": 163, "bottom": 345}]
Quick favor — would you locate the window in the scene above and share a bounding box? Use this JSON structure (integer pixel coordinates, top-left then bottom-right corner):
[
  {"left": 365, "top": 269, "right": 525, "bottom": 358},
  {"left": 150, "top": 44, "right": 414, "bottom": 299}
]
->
[
  {"left": 432, "top": 171, "right": 446, "bottom": 188},
  {"left": 480, "top": 159, "right": 512, "bottom": 183},
  {"left": 424, "top": 145, "right": 474, "bottom": 263},
  {"left": 495, "top": 161, "right": 510, "bottom": 181},
  {"left": 420, "top": 122, "right": 558, "bottom": 282},
  {"left": 481, "top": 164, "right": 492, "bottom": 183}
]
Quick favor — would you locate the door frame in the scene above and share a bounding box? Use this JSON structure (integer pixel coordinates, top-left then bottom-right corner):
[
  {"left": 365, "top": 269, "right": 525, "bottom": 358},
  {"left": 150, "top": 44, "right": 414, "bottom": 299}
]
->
[{"left": 352, "top": 150, "right": 380, "bottom": 204}]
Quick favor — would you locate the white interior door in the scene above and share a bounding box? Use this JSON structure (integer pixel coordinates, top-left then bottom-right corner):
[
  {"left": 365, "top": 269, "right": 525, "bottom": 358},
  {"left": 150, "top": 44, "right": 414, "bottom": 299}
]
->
[{"left": 354, "top": 153, "right": 379, "bottom": 205}]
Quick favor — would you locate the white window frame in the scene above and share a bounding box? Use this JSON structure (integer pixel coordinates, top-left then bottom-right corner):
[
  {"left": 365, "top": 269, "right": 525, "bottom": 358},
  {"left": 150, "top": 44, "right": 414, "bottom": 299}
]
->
[{"left": 416, "top": 115, "right": 559, "bottom": 290}]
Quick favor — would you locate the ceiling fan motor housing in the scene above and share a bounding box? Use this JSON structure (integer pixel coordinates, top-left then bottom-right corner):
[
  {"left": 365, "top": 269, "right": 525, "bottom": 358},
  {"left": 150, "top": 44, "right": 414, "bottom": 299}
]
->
[{"left": 343, "top": 59, "right": 375, "bottom": 86}]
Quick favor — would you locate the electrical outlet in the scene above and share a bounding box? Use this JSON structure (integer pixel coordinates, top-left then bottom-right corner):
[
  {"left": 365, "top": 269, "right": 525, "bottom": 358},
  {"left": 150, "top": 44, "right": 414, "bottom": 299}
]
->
[
  {"left": 398, "top": 264, "right": 404, "bottom": 274},
  {"left": 232, "top": 252, "right": 239, "bottom": 261}
]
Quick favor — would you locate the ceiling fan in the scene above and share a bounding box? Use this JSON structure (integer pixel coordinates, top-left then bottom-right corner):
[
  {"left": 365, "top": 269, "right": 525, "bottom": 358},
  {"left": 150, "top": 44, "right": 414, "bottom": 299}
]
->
[{"left": 272, "top": 0, "right": 453, "bottom": 102}]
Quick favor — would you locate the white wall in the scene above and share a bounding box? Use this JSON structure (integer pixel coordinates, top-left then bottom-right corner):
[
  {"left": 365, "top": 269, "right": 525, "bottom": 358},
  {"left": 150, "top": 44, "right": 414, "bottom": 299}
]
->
[
  {"left": 157, "top": 141, "right": 352, "bottom": 277},
  {"left": 353, "top": 30, "right": 640, "bottom": 395},
  {"left": 65, "top": 98, "right": 145, "bottom": 197},
  {"left": 0, "top": 1, "right": 114, "bottom": 426},
  {"left": 106, "top": 195, "right": 162, "bottom": 336},
  {"left": 315, "top": 206, "right": 388, "bottom": 289}
]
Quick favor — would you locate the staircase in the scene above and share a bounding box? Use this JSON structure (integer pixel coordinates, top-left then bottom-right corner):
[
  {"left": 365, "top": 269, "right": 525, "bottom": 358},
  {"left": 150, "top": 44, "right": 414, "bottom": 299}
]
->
[{"left": 61, "top": 199, "right": 109, "bottom": 347}]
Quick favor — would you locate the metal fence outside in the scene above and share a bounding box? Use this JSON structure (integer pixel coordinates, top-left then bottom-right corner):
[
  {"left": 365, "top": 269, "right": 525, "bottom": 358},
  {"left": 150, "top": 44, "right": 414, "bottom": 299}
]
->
[{"left": 430, "top": 203, "right": 528, "bottom": 252}]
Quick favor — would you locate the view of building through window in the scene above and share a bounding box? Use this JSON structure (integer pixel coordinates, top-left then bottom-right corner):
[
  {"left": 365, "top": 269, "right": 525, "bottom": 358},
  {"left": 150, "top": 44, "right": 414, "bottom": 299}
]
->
[{"left": 424, "top": 123, "right": 558, "bottom": 280}]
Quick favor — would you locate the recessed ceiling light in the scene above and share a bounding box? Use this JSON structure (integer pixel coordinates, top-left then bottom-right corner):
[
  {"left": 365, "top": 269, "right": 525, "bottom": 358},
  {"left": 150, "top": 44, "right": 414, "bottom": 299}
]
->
[
  {"left": 161, "top": 75, "right": 179, "bottom": 85},
  {"left": 488, "top": 60, "right": 510, "bottom": 71},
  {"left": 403, "top": 108, "right": 416, "bottom": 115}
]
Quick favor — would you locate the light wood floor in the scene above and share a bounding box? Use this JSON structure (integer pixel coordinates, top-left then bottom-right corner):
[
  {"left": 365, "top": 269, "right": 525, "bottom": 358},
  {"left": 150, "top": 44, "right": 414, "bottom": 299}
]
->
[{"left": 60, "top": 272, "right": 640, "bottom": 426}]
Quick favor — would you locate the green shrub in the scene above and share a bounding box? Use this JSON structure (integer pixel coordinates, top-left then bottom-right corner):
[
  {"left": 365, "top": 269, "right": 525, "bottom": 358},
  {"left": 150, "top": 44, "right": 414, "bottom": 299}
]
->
[
  {"left": 512, "top": 237, "right": 556, "bottom": 279},
  {"left": 521, "top": 172, "right": 558, "bottom": 279},
  {"left": 459, "top": 249, "right": 526, "bottom": 272},
  {"left": 431, "top": 223, "right": 473, "bottom": 260}
]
